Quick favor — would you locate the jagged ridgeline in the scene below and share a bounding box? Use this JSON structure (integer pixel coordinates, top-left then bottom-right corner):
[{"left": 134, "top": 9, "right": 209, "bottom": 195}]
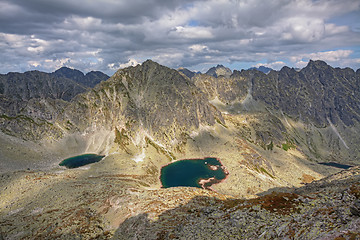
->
[
  {"left": 0, "top": 59, "right": 359, "bottom": 163},
  {"left": 0, "top": 60, "right": 223, "bottom": 149}
]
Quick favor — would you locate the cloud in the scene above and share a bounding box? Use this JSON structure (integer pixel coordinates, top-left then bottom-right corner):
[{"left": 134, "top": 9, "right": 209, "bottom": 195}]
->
[
  {"left": 0, "top": 0, "right": 359, "bottom": 75},
  {"left": 253, "top": 61, "right": 287, "bottom": 70},
  {"left": 289, "top": 49, "right": 359, "bottom": 68},
  {"left": 108, "top": 58, "right": 139, "bottom": 70}
]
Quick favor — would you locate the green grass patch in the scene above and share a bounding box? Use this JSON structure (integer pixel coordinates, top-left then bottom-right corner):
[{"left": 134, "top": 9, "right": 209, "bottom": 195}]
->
[{"left": 282, "top": 141, "right": 296, "bottom": 151}]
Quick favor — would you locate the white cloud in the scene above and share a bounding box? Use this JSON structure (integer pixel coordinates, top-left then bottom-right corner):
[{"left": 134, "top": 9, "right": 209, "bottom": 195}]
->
[
  {"left": 280, "top": 18, "right": 325, "bottom": 43},
  {"left": 290, "top": 49, "right": 359, "bottom": 69},
  {"left": 290, "top": 50, "right": 353, "bottom": 63},
  {"left": 119, "top": 58, "right": 139, "bottom": 68},
  {"left": 189, "top": 44, "right": 208, "bottom": 52},
  {"left": 169, "top": 26, "right": 213, "bottom": 39},
  {"left": 253, "top": 61, "right": 287, "bottom": 70},
  {"left": 108, "top": 58, "right": 140, "bottom": 70}
]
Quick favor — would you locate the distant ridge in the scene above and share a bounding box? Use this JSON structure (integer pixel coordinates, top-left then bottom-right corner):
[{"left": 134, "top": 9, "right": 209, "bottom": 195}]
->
[
  {"left": 0, "top": 67, "right": 109, "bottom": 102},
  {"left": 248, "top": 66, "right": 273, "bottom": 74},
  {"left": 53, "top": 67, "right": 109, "bottom": 88}
]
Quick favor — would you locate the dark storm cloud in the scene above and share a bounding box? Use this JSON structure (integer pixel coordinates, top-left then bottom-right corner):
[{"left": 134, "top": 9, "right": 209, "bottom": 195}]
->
[{"left": 0, "top": 0, "right": 359, "bottom": 75}]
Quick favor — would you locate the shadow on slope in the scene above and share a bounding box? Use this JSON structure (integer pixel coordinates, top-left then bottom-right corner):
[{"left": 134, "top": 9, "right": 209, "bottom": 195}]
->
[{"left": 113, "top": 167, "right": 360, "bottom": 239}]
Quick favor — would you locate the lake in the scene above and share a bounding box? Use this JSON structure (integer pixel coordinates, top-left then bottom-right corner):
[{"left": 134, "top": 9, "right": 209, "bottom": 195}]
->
[
  {"left": 59, "top": 154, "right": 105, "bottom": 168},
  {"left": 160, "top": 157, "right": 228, "bottom": 189},
  {"left": 319, "top": 162, "right": 353, "bottom": 169}
]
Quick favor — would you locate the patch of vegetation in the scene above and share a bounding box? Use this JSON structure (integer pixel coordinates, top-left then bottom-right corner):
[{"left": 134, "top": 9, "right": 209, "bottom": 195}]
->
[
  {"left": 215, "top": 117, "right": 227, "bottom": 128},
  {"left": 282, "top": 140, "right": 296, "bottom": 151},
  {"left": 260, "top": 167, "right": 275, "bottom": 179},
  {"left": 221, "top": 192, "right": 302, "bottom": 215},
  {"left": 0, "top": 114, "right": 35, "bottom": 123},
  {"left": 266, "top": 141, "right": 273, "bottom": 151},
  {"left": 349, "top": 183, "right": 360, "bottom": 199}
]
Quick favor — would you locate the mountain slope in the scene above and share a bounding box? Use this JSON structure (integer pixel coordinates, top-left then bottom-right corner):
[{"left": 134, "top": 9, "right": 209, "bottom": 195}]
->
[
  {"left": 62, "top": 60, "right": 224, "bottom": 149},
  {"left": 0, "top": 59, "right": 359, "bottom": 239}
]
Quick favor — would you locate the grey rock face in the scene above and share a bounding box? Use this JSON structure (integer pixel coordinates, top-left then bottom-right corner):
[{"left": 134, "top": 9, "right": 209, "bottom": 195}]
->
[
  {"left": 206, "top": 64, "right": 232, "bottom": 78},
  {"left": 350, "top": 200, "right": 360, "bottom": 216},
  {"left": 0, "top": 71, "right": 87, "bottom": 101},
  {"left": 193, "top": 70, "right": 248, "bottom": 104},
  {"left": 0, "top": 67, "right": 109, "bottom": 141},
  {"left": 251, "top": 60, "right": 360, "bottom": 127},
  {"left": 178, "top": 68, "right": 197, "bottom": 79}
]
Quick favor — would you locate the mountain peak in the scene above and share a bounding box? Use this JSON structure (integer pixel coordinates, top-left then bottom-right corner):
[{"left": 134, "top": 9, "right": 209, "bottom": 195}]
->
[
  {"left": 248, "top": 66, "right": 273, "bottom": 74},
  {"left": 206, "top": 65, "right": 232, "bottom": 78},
  {"left": 53, "top": 66, "right": 85, "bottom": 80},
  {"left": 305, "top": 60, "right": 329, "bottom": 69}
]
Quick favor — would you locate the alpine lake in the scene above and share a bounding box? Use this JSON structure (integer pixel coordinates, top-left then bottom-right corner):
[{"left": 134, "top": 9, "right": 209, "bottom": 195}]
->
[
  {"left": 160, "top": 157, "right": 229, "bottom": 189},
  {"left": 59, "top": 155, "right": 228, "bottom": 190},
  {"left": 59, "top": 154, "right": 105, "bottom": 169}
]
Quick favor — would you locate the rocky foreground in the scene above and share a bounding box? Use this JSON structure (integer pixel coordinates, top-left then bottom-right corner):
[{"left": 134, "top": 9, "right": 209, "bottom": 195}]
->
[{"left": 0, "top": 165, "right": 359, "bottom": 239}]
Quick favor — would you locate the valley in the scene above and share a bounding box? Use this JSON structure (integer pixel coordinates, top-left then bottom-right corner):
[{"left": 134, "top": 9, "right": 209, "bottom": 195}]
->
[{"left": 0, "top": 60, "right": 359, "bottom": 239}]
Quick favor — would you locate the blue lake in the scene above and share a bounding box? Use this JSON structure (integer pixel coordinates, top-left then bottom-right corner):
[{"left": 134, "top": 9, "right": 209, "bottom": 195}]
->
[
  {"left": 59, "top": 154, "right": 105, "bottom": 168},
  {"left": 160, "top": 157, "right": 228, "bottom": 189}
]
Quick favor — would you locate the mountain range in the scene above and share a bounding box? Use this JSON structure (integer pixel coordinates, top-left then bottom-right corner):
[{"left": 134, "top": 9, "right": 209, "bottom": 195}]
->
[{"left": 0, "top": 60, "right": 359, "bottom": 239}]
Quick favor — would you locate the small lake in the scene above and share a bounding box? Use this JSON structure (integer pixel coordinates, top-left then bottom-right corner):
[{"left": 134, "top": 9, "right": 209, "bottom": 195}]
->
[
  {"left": 59, "top": 154, "right": 105, "bottom": 169},
  {"left": 319, "top": 162, "right": 353, "bottom": 169},
  {"left": 160, "top": 157, "right": 228, "bottom": 189}
]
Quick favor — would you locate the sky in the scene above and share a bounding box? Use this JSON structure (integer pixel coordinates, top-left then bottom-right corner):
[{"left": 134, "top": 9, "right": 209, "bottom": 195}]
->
[{"left": 0, "top": 0, "right": 360, "bottom": 75}]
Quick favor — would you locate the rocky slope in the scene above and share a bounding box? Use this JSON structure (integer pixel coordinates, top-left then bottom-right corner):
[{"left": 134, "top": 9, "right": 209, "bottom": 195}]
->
[
  {"left": 115, "top": 166, "right": 360, "bottom": 240},
  {"left": 192, "top": 60, "right": 360, "bottom": 165},
  {"left": 0, "top": 59, "right": 359, "bottom": 239}
]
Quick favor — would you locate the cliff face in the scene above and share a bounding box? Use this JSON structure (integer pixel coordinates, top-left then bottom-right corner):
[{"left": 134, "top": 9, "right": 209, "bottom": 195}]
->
[
  {"left": 0, "top": 68, "right": 109, "bottom": 141},
  {"left": 0, "top": 71, "right": 86, "bottom": 102},
  {"left": 251, "top": 60, "right": 360, "bottom": 127},
  {"left": 192, "top": 70, "right": 248, "bottom": 104},
  {"left": 191, "top": 60, "right": 360, "bottom": 164}
]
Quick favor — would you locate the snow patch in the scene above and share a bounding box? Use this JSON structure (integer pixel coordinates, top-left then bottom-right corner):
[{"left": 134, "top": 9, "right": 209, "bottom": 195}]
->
[
  {"left": 132, "top": 148, "right": 145, "bottom": 163},
  {"left": 190, "top": 124, "right": 214, "bottom": 138}
]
